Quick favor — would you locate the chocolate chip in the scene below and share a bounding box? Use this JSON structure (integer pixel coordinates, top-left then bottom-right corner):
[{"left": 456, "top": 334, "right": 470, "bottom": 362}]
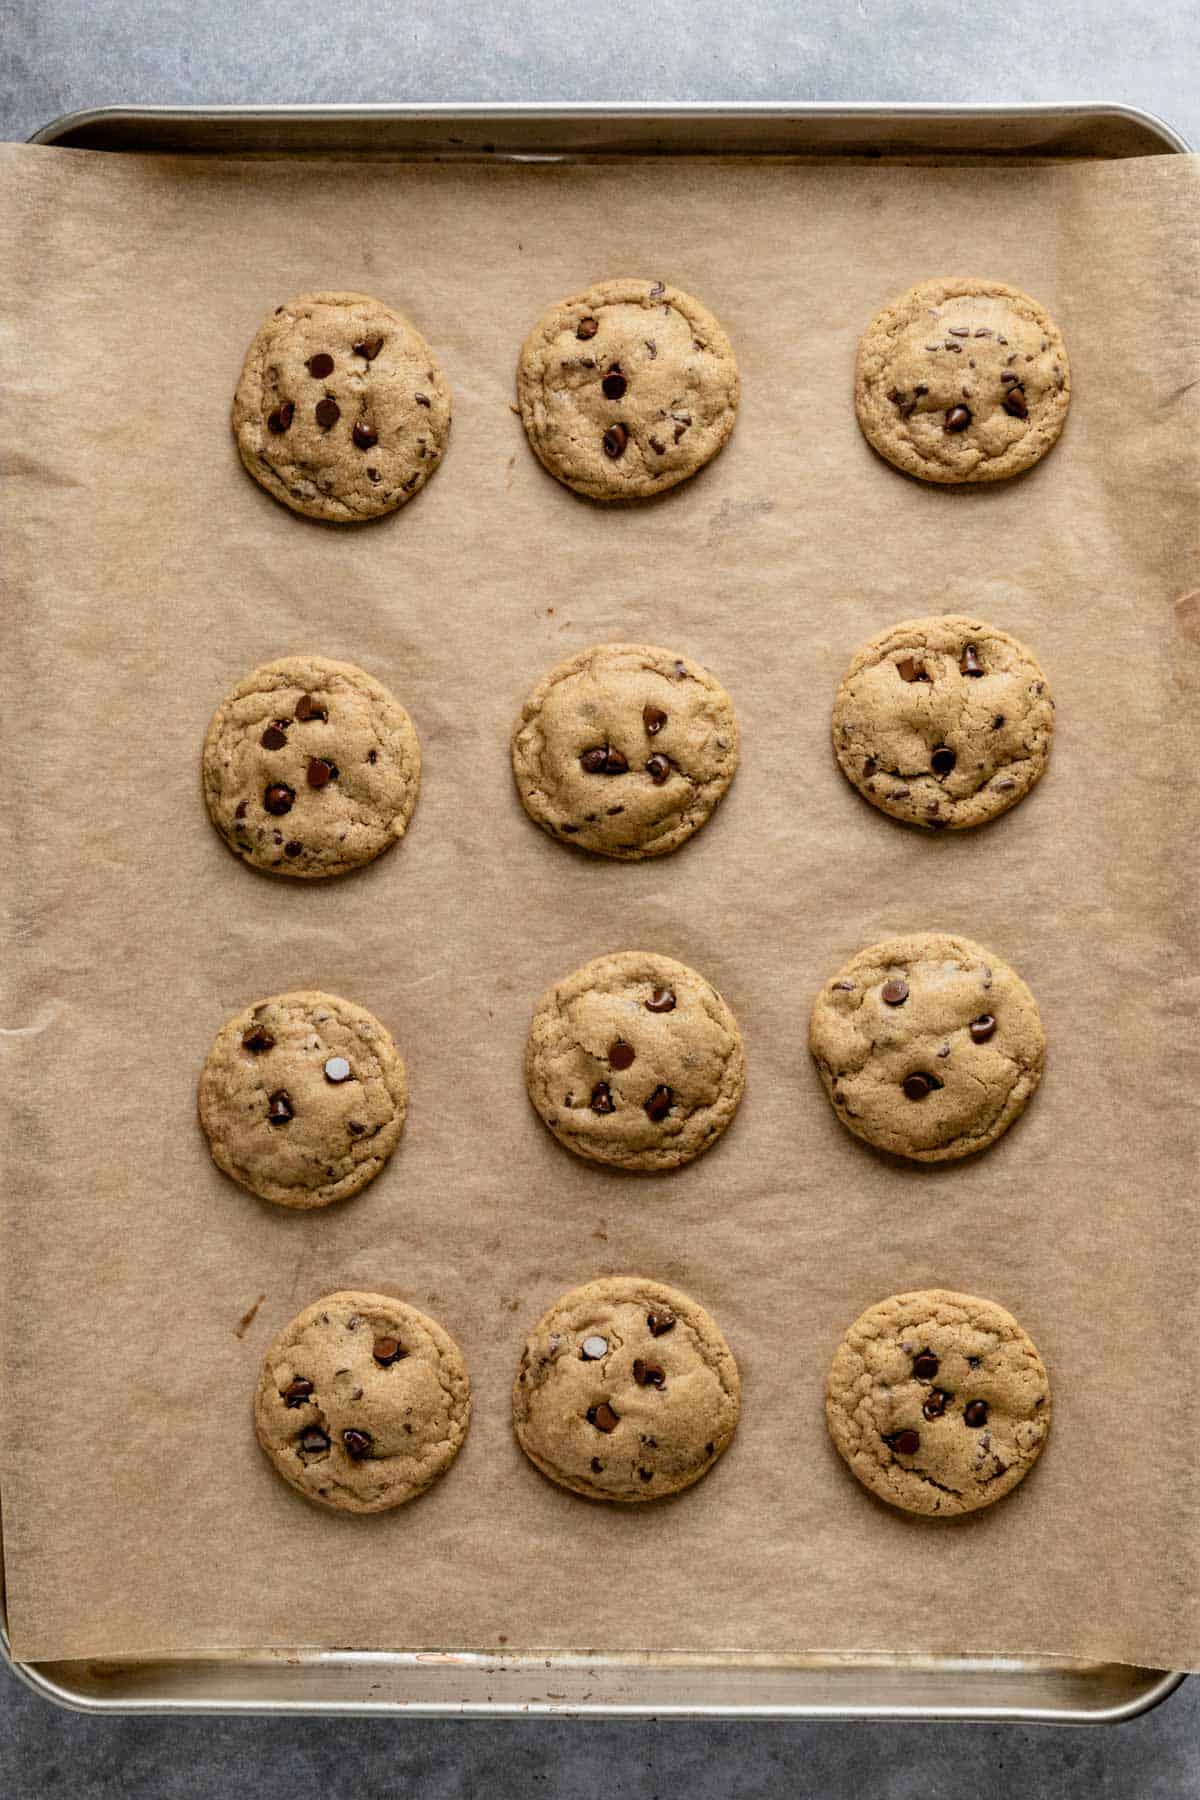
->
[
  {"left": 862, "top": 757, "right": 877, "bottom": 778},
  {"left": 645, "top": 988, "right": 676, "bottom": 1013},
  {"left": 263, "top": 783, "right": 295, "bottom": 816},
  {"left": 960, "top": 644, "right": 984, "bottom": 677},
  {"left": 590, "top": 1082, "right": 616, "bottom": 1115},
  {"left": 890, "top": 1430, "right": 920, "bottom": 1455},
  {"left": 267, "top": 401, "right": 294, "bottom": 433},
  {"left": 348, "top": 1120, "right": 365, "bottom": 1136},
  {"left": 367, "top": 468, "right": 380, "bottom": 482},
  {"left": 367, "top": 749, "right": 378, "bottom": 763},
  {"left": 324, "top": 1057, "right": 351, "bottom": 1084},
  {"left": 913, "top": 1352, "right": 939, "bottom": 1380},
  {"left": 649, "top": 435, "right": 666, "bottom": 455},
  {"left": 964, "top": 1400, "right": 989, "bottom": 1429},
  {"left": 234, "top": 799, "right": 249, "bottom": 820},
  {"left": 590, "top": 1456, "right": 603, "bottom": 1472},
  {"left": 882, "top": 979, "right": 909, "bottom": 1006},
  {"left": 294, "top": 694, "right": 327, "bottom": 722},
  {"left": 948, "top": 325, "right": 970, "bottom": 337},
  {"left": 267, "top": 1090, "right": 294, "bottom": 1125},
  {"left": 353, "top": 337, "right": 383, "bottom": 361},
  {"left": 581, "top": 1336, "right": 608, "bottom": 1360},
  {"left": 992, "top": 714, "right": 1005, "bottom": 729},
  {"left": 307, "top": 757, "right": 336, "bottom": 788},
  {"left": 579, "top": 744, "right": 628, "bottom": 775},
  {"left": 945, "top": 404, "right": 972, "bottom": 433},
  {"left": 284, "top": 841, "right": 303, "bottom": 858},
  {"left": 299, "top": 1427, "right": 330, "bottom": 1454},
  {"left": 602, "top": 423, "right": 628, "bottom": 458},
  {"left": 576, "top": 316, "right": 599, "bottom": 340},
  {"left": 373, "top": 1337, "right": 405, "bottom": 1365},
  {"left": 931, "top": 745, "right": 957, "bottom": 775},
  {"left": 643, "top": 705, "right": 667, "bottom": 735},
  {"left": 414, "top": 392, "right": 431, "bottom": 407},
  {"left": 343, "top": 1429, "right": 372, "bottom": 1459},
  {"left": 633, "top": 1359, "right": 665, "bottom": 1388},
  {"left": 923, "top": 1391, "right": 949, "bottom": 1420},
  {"left": 1001, "top": 369, "right": 1019, "bottom": 384},
  {"left": 314, "top": 397, "right": 340, "bottom": 430},
  {"left": 647, "top": 1313, "right": 676, "bottom": 1337},
  {"left": 609, "top": 1039, "right": 635, "bottom": 1070},
  {"left": 242, "top": 1027, "right": 274, "bottom": 1053},
  {"left": 638, "top": 1467, "right": 653, "bottom": 1482},
  {"left": 587, "top": 1403, "right": 619, "bottom": 1433},
  {"left": 902, "top": 1072, "right": 937, "bottom": 1100},
  {"left": 352, "top": 420, "right": 377, "bottom": 450},
  {"left": 645, "top": 753, "right": 671, "bottom": 784},
  {"left": 602, "top": 370, "right": 627, "bottom": 399},
  {"left": 261, "top": 725, "right": 288, "bottom": 751},
  {"left": 969, "top": 1014, "right": 997, "bottom": 1043},
  {"left": 644, "top": 1084, "right": 672, "bottom": 1122},
  {"left": 1003, "top": 385, "right": 1028, "bottom": 418},
  {"left": 283, "top": 1378, "right": 313, "bottom": 1406},
  {"left": 896, "top": 656, "right": 930, "bottom": 683},
  {"left": 307, "top": 353, "right": 334, "bottom": 378}
]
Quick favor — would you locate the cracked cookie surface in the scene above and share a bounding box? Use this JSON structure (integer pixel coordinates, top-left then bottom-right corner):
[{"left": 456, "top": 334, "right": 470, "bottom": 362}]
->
[
  {"left": 809, "top": 933, "right": 1044, "bottom": 1162},
  {"left": 200, "top": 990, "right": 407, "bottom": 1207},
  {"left": 826, "top": 1289, "right": 1051, "bottom": 1516},
  {"left": 516, "top": 278, "right": 739, "bottom": 500},
  {"left": 855, "top": 277, "right": 1070, "bottom": 484},
  {"left": 233, "top": 291, "right": 451, "bottom": 521},
  {"left": 512, "top": 643, "right": 739, "bottom": 859},
  {"left": 525, "top": 951, "right": 745, "bottom": 1171},
  {"left": 832, "top": 614, "right": 1054, "bottom": 830},
  {"left": 202, "top": 654, "right": 420, "bottom": 879},
  {"left": 255, "top": 1291, "right": 470, "bottom": 1513},
  {"left": 513, "top": 1277, "right": 739, "bottom": 1501}
]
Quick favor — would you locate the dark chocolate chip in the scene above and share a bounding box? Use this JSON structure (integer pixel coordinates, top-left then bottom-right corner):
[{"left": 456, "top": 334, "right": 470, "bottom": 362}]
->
[
  {"left": 643, "top": 705, "right": 668, "bottom": 735},
  {"left": 348, "top": 1120, "right": 365, "bottom": 1136},
  {"left": 645, "top": 988, "right": 676, "bottom": 1014},
  {"left": 923, "top": 1391, "right": 949, "bottom": 1420},
  {"left": 242, "top": 1027, "right": 275, "bottom": 1053},
  {"left": 576, "top": 317, "right": 599, "bottom": 340},
  {"left": 609, "top": 1039, "right": 635, "bottom": 1070},
  {"left": 343, "top": 1429, "right": 373, "bottom": 1459},
  {"left": 234, "top": 799, "right": 249, "bottom": 820},
  {"left": 644, "top": 1084, "right": 672, "bottom": 1122},
  {"left": 992, "top": 714, "right": 1005, "bottom": 729},
  {"left": 294, "top": 694, "right": 327, "bottom": 722},
  {"left": 590, "top": 1082, "right": 616, "bottom": 1115},
  {"left": 947, "top": 325, "right": 970, "bottom": 337},
  {"left": 263, "top": 783, "right": 295, "bottom": 816},
  {"left": 649, "top": 435, "right": 666, "bottom": 455},
  {"left": 638, "top": 1467, "right": 653, "bottom": 1482},
  {"left": 415, "top": 392, "right": 431, "bottom": 407},
  {"left": 902, "top": 1072, "right": 937, "bottom": 1100},
  {"left": 633, "top": 1359, "right": 665, "bottom": 1388},
  {"left": 283, "top": 841, "right": 303, "bottom": 858},
  {"left": 352, "top": 420, "right": 377, "bottom": 450},
  {"left": 964, "top": 1400, "right": 989, "bottom": 1429},
  {"left": 1001, "top": 369, "right": 1019, "bottom": 384},
  {"left": 889, "top": 1429, "right": 920, "bottom": 1455},
  {"left": 314, "top": 397, "right": 340, "bottom": 430},
  {"left": 261, "top": 725, "right": 288, "bottom": 750},
  {"left": 367, "top": 468, "right": 381, "bottom": 482},
  {"left": 863, "top": 757, "right": 878, "bottom": 777},
  {"left": 931, "top": 745, "right": 957, "bottom": 775},
  {"left": 647, "top": 1313, "right": 676, "bottom": 1337},
  {"left": 601, "top": 371, "right": 627, "bottom": 399},
  {"left": 324, "top": 1057, "right": 351, "bottom": 1083},
  {"left": 590, "top": 1456, "right": 604, "bottom": 1472},
  {"left": 896, "top": 656, "right": 930, "bottom": 683},
  {"left": 913, "top": 1352, "right": 939, "bottom": 1380},
  {"left": 307, "top": 757, "right": 336, "bottom": 788},
  {"left": 299, "top": 1427, "right": 330, "bottom": 1454},
  {"left": 587, "top": 1402, "right": 619, "bottom": 1432},
  {"left": 960, "top": 644, "right": 984, "bottom": 677},
  {"left": 882, "top": 979, "right": 909, "bottom": 1006},
  {"left": 970, "top": 1014, "right": 997, "bottom": 1043},
  {"left": 283, "top": 1378, "right": 313, "bottom": 1406},
  {"left": 373, "top": 1337, "right": 405, "bottom": 1365},
  {"left": 1003, "top": 385, "right": 1028, "bottom": 418},
  {"left": 267, "top": 401, "right": 294, "bottom": 433},
  {"left": 602, "top": 423, "right": 628, "bottom": 458},
  {"left": 353, "top": 337, "right": 383, "bottom": 361},
  {"left": 645, "top": 753, "right": 671, "bottom": 784},
  {"left": 579, "top": 744, "right": 628, "bottom": 775},
  {"left": 945, "top": 404, "right": 972, "bottom": 433},
  {"left": 307, "top": 353, "right": 334, "bottom": 378},
  {"left": 267, "top": 1090, "right": 294, "bottom": 1125}
]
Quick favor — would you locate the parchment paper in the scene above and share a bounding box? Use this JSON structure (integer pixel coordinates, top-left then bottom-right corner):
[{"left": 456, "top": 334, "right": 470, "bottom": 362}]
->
[{"left": 1, "top": 142, "right": 1198, "bottom": 1670}]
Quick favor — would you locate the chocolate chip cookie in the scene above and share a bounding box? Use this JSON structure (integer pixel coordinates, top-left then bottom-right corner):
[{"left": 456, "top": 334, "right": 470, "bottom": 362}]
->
[
  {"left": 516, "top": 278, "right": 739, "bottom": 500},
  {"left": 809, "top": 934, "right": 1044, "bottom": 1162},
  {"left": 511, "top": 643, "right": 739, "bottom": 859},
  {"left": 233, "top": 291, "right": 451, "bottom": 521},
  {"left": 202, "top": 655, "right": 420, "bottom": 879},
  {"left": 255, "top": 1291, "right": 470, "bottom": 1513},
  {"left": 199, "top": 991, "right": 407, "bottom": 1207},
  {"left": 525, "top": 951, "right": 745, "bottom": 1171},
  {"left": 855, "top": 278, "right": 1070, "bottom": 483},
  {"left": 832, "top": 615, "right": 1054, "bottom": 830},
  {"left": 825, "top": 1289, "right": 1051, "bottom": 1516},
  {"left": 513, "top": 1277, "right": 739, "bottom": 1502}
]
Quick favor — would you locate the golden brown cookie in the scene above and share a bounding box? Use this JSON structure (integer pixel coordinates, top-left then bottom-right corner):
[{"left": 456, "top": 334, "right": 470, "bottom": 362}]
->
[
  {"left": 511, "top": 643, "right": 739, "bottom": 859},
  {"left": 199, "top": 991, "right": 407, "bottom": 1207},
  {"left": 825, "top": 1289, "right": 1051, "bottom": 1516},
  {"left": 832, "top": 615, "right": 1054, "bottom": 830},
  {"left": 516, "top": 278, "right": 739, "bottom": 499},
  {"left": 255, "top": 1292, "right": 470, "bottom": 1513},
  {"left": 809, "top": 934, "right": 1044, "bottom": 1162},
  {"left": 855, "top": 278, "right": 1070, "bottom": 483},
  {"left": 525, "top": 951, "right": 746, "bottom": 1171},
  {"left": 232, "top": 291, "right": 451, "bottom": 521},
  {"left": 513, "top": 1277, "right": 739, "bottom": 1501},
  {"left": 202, "top": 655, "right": 420, "bottom": 879}
]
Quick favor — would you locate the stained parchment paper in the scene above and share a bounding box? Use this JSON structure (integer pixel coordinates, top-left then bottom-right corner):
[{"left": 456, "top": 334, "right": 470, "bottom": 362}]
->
[{"left": 1, "top": 143, "right": 1198, "bottom": 1669}]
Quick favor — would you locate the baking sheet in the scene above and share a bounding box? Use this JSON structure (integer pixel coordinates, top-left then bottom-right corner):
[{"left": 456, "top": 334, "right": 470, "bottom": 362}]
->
[{"left": 1, "top": 142, "right": 1197, "bottom": 1670}]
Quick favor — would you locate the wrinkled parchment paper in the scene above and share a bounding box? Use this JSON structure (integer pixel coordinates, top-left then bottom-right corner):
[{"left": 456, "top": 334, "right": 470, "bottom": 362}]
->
[{"left": 2, "top": 143, "right": 1198, "bottom": 1668}]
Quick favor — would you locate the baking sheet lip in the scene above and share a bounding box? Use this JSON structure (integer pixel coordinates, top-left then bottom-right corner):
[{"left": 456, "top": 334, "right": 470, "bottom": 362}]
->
[
  {"left": 2, "top": 95, "right": 1190, "bottom": 1726},
  {"left": 25, "top": 98, "right": 1192, "bottom": 155}
]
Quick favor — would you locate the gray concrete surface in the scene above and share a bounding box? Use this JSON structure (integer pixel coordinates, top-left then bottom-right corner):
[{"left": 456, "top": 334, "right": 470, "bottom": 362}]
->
[{"left": 2, "top": 3, "right": 1197, "bottom": 1795}]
